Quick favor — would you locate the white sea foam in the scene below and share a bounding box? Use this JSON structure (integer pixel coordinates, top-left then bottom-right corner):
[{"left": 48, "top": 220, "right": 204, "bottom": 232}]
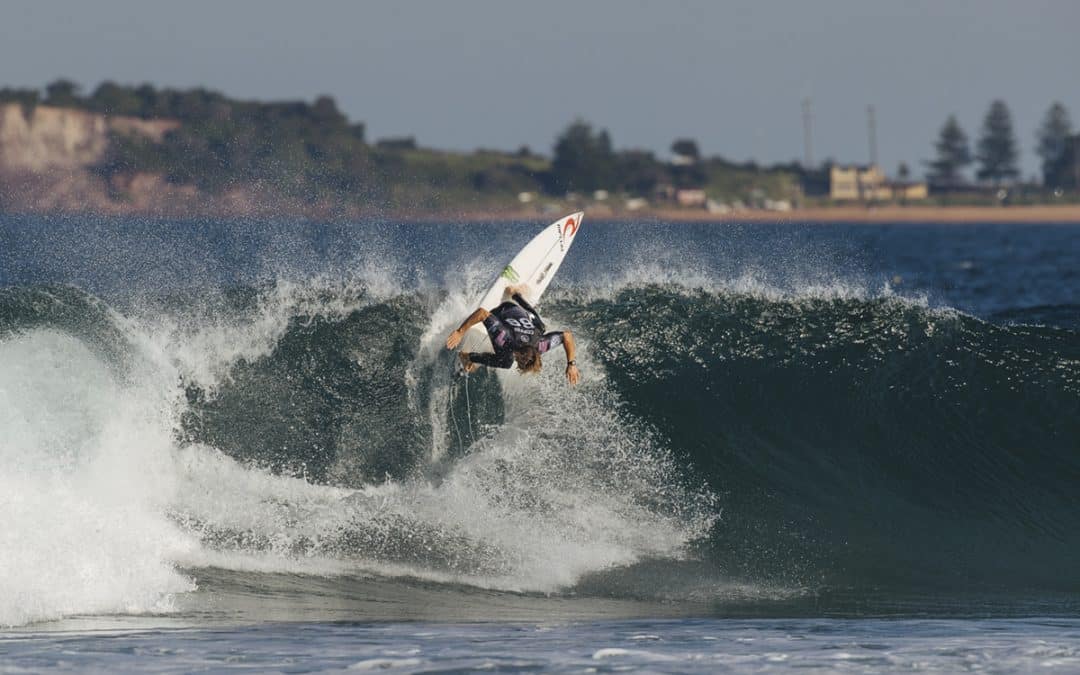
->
[
  {"left": 0, "top": 330, "right": 196, "bottom": 627},
  {"left": 1, "top": 273, "right": 717, "bottom": 627},
  {"left": 198, "top": 274, "right": 709, "bottom": 590}
]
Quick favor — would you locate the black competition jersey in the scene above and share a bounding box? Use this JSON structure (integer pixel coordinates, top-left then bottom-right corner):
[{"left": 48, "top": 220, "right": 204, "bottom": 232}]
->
[
  {"left": 489, "top": 302, "right": 542, "bottom": 349},
  {"left": 472, "top": 295, "right": 564, "bottom": 369}
]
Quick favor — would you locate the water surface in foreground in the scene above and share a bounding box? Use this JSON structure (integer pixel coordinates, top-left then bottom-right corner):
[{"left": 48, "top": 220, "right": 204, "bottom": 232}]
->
[{"left": 5, "top": 618, "right": 1080, "bottom": 673}]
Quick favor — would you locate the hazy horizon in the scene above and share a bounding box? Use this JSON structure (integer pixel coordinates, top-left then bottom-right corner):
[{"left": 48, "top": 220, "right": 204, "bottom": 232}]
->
[{"left": 2, "top": 0, "right": 1078, "bottom": 179}]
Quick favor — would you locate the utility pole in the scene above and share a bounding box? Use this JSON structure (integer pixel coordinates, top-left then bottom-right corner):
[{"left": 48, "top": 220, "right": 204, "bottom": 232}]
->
[
  {"left": 867, "top": 104, "right": 878, "bottom": 169},
  {"left": 802, "top": 98, "right": 814, "bottom": 169}
]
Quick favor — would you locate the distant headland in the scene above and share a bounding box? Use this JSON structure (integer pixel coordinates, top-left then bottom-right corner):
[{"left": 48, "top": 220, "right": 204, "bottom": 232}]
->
[{"left": 0, "top": 80, "right": 1077, "bottom": 222}]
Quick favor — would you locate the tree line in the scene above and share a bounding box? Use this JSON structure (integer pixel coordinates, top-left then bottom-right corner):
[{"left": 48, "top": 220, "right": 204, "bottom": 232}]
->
[
  {"left": 0, "top": 79, "right": 793, "bottom": 206},
  {"left": 2, "top": 79, "right": 1073, "bottom": 204},
  {"left": 546, "top": 121, "right": 788, "bottom": 196},
  {"left": 927, "top": 100, "right": 1076, "bottom": 190}
]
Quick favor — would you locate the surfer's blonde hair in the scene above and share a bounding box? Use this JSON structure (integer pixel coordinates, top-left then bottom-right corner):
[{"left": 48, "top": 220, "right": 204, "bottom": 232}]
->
[{"left": 515, "top": 346, "right": 542, "bottom": 374}]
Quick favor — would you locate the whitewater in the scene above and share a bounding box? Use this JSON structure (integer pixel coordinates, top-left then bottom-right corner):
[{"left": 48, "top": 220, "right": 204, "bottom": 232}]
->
[
  {"left": 0, "top": 278, "right": 718, "bottom": 627},
  {"left": 1, "top": 217, "right": 1079, "bottom": 672}
]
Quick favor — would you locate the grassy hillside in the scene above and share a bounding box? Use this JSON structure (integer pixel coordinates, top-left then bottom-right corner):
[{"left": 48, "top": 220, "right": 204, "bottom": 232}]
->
[{"left": 1, "top": 81, "right": 800, "bottom": 214}]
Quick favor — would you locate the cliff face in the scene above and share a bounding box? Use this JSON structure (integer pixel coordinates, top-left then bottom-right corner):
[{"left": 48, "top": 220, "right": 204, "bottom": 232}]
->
[
  {"left": 0, "top": 104, "right": 196, "bottom": 214},
  {"left": 0, "top": 104, "right": 109, "bottom": 172},
  {"left": 0, "top": 104, "right": 178, "bottom": 172}
]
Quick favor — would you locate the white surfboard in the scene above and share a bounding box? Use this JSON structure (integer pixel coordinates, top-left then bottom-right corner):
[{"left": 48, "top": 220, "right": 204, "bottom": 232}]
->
[{"left": 458, "top": 211, "right": 584, "bottom": 356}]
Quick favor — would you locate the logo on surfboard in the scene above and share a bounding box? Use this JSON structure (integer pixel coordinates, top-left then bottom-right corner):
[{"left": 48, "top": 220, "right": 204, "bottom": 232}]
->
[
  {"left": 501, "top": 265, "right": 520, "bottom": 282},
  {"left": 559, "top": 217, "right": 577, "bottom": 251},
  {"left": 535, "top": 262, "right": 554, "bottom": 285}
]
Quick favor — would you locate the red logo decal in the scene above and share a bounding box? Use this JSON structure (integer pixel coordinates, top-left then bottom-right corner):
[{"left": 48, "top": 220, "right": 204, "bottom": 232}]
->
[{"left": 563, "top": 218, "right": 578, "bottom": 237}]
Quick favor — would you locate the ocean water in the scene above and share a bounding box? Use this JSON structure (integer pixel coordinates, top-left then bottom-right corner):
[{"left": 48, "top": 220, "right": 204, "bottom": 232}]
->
[{"left": 1, "top": 216, "right": 1078, "bottom": 672}]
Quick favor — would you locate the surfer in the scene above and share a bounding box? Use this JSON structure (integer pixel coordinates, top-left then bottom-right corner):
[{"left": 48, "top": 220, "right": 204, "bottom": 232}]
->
[{"left": 445, "top": 286, "right": 580, "bottom": 384}]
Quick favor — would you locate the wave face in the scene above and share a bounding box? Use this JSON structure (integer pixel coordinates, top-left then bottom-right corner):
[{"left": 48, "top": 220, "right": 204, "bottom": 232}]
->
[
  {"left": 2, "top": 270, "right": 1079, "bottom": 626},
  {"left": 557, "top": 285, "right": 1080, "bottom": 591}
]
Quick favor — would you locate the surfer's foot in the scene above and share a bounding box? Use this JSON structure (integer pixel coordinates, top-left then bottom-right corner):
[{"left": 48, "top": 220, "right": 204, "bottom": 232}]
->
[
  {"left": 458, "top": 352, "right": 479, "bottom": 373},
  {"left": 502, "top": 283, "right": 531, "bottom": 301}
]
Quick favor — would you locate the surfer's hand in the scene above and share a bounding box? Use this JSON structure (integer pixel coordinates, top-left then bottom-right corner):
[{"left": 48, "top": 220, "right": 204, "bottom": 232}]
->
[
  {"left": 446, "top": 329, "right": 464, "bottom": 350},
  {"left": 565, "top": 363, "right": 580, "bottom": 385}
]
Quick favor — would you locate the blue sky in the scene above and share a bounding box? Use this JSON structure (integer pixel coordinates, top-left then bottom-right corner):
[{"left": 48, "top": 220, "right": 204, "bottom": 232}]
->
[{"left": 2, "top": 0, "right": 1077, "bottom": 178}]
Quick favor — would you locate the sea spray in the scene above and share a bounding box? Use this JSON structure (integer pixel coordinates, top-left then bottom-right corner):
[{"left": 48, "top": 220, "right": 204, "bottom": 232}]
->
[
  {"left": 167, "top": 277, "right": 716, "bottom": 591},
  {"left": 0, "top": 278, "right": 718, "bottom": 626},
  {"left": 0, "top": 330, "right": 195, "bottom": 627}
]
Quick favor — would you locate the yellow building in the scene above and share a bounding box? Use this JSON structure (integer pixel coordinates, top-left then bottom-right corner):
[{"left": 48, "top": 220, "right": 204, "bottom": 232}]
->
[
  {"left": 829, "top": 165, "right": 927, "bottom": 202},
  {"left": 894, "top": 182, "right": 928, "bottom": 200},
  {"left": 829, "top": 165, "right": 885, "bottom": 200}
]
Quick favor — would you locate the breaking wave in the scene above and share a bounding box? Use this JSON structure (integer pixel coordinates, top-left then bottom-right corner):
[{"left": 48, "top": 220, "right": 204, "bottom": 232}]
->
[{"left": 2, "top": 271, "right": 1078, "bottom": 627}]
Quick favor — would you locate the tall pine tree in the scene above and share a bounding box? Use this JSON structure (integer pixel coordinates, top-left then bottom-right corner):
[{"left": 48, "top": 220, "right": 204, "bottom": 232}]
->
[
  {"left": 925, "top": 115, "right": 972, "bottom": 187},
  {"left": 975, "top": 100, "right": 1019, "bottom": 185},
  {"left": 1036, "top": 102, "right": 1073, "bottom": 188}
]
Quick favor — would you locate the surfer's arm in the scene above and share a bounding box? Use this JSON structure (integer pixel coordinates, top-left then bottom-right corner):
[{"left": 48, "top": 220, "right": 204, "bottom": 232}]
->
[
  {"left": 562, "top": 330, "right": 580, "bottom": 385},
  {"left": 446, "top": 308, "right": 491, "bottom": 350},
  {"left": 465, "top": 350, "right": 514, "bottom": 369}
]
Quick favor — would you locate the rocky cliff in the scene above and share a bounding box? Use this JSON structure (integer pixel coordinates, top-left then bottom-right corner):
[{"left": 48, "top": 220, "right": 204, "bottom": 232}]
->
[
  {"left": 0, "top": 103, "right": 201, "bottom": 215},
  {"left": 0, "top": 104, "right": 362, "bottom": 218},
  {"left": 0, "top": 104, "right": 178, "bottom": 172}
]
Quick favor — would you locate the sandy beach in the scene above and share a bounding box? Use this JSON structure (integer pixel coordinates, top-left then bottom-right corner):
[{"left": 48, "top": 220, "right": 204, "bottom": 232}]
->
[
  {"left": 438, "top": 203, "right": 1080, "bottom": 225},
  {"left": 690, "top": 203, "right": 1080, "bottom": 224}
]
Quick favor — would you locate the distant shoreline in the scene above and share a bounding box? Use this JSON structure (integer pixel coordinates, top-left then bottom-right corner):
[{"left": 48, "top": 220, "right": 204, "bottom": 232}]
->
[
  {"left": 434, "top": 203, "right": 1080, "bottom": 225},
  {"left": 5, "top": 197, "right": 1080, "bottom": 225},
  {"left": 4, "top": 96, "right": 1078, "bottom": 227}
]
